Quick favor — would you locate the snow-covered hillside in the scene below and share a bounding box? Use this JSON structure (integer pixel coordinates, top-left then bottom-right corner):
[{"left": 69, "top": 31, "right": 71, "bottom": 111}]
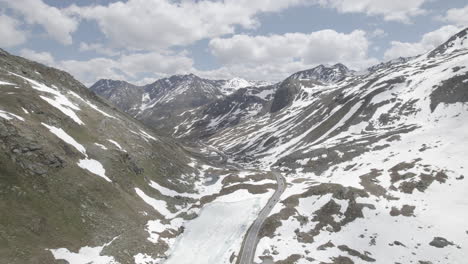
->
[
  {"left": 289, "top": 63, "right": 353, "bottom": 83},
  {"left": 201, "top": 28, "right": 468, "bottom": 263}
]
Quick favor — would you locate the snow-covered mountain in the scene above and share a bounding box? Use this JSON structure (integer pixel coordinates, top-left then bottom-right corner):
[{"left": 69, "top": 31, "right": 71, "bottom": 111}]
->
[
  {"left": 219, "top": 77, "right": 253, "bottom": 95},
  {"left": 173, "top": 84, "right": 277, "bottom": 139},
  {"left": 202, "top": 28, "right": 468, "bottom": 263},
  {"left": 2, "top": 28, "right": 468, "bottom": 264},
  {"left": 289, "top": 63, "right": 354, "bottom": 83},
  {"left": 217, "top": 77, "right": 272, "bottom": 95},
  {"left": 90, "top": 74, "right": 272, "bottom": 135}
]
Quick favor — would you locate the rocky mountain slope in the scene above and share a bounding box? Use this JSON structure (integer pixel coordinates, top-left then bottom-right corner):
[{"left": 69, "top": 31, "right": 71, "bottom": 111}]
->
[
  {"left": 90, "top": 75, "right": 267, "bottom": 136},
  {"left": 288, "top": 63, "right": 353, "bottom": 83},
  {"left": 0, "top": 49, "right": 276, "bottom": 264}
]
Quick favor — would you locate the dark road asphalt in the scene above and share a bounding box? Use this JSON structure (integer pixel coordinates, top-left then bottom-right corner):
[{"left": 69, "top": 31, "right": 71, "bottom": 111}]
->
[{"left": 238, "top": 170, "right": 286, "bottom": 264}]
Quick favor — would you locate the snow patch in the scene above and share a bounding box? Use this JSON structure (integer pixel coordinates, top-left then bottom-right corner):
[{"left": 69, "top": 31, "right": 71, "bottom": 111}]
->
[
  {"left": 107, "top": 139, "right": 126, "bottom": 152},
  {"left": 135, "top": 188, "right": 175, "bottom": 218},
  {"left": 0, "top": 110, "right": 24, "bottom": 121},
  {"left": 49, "top": 237, "right": 118, "bottom": 264},
  {"left": 78, "top": 159, "right": 111, "bottom": 182},
  {"left": 164, "top": 190, "right": 272, "bottom": 264},
  {"left": 42, "top": 123, "right": 86, "bottom": 155}
]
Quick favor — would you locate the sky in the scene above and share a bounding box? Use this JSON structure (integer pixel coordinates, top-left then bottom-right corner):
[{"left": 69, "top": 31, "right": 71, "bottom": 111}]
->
[{"left": 0, "top": 0, "right": 467, "bottom": 86}]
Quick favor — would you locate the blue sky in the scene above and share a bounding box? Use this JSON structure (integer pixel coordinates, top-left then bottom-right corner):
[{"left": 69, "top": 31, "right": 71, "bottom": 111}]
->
[{"left": 1, "top": 0, "right": 467, "bottom": 85}]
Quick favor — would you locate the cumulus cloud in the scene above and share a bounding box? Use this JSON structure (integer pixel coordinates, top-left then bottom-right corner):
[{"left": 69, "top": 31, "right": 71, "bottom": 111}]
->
[
  {"left": 1, "top": 0, "right": 78, "bottom": 44},
  {"left": 383, "top": 25, "right": 463, "bottom": 60},
  {"left": 439, "top": 5, "right": 468, "bottom": 26},
  {"left": 79, "top": 42, "right": 121, "bottom": 57},
  {"left": 208, "top": 29, "right": 378, "bottom": 80},
  {"left": 195, "top": 62, "right": 313, "bottom": 83},
  {"left": 58, "top": 51, "right": 194, "bottom": 86},
  {"left": 66, "top": 0, "right": 309, "bottom": 50},
  {"left": 18, "top": 47, "right": 195, "bottom": 86},
  {"left": 314, "top": 0, "right": 427, "bottom": 23},
  {"left": 19, "top": 49, "right": 56, "bottom": 65},
  {"left": 369, "top": 28, "right": 388, "bottom": 39},
  {"left": 39, "top": 29, "right": 379, "bottom": 84},
  {"left": 0, "top": 14, "right": 27, "bottom": 47}
]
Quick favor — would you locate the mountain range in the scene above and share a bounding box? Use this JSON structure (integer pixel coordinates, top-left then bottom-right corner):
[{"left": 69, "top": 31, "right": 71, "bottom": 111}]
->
[{"left": 1, "top": 28, "right": 467, "bottom": 264}]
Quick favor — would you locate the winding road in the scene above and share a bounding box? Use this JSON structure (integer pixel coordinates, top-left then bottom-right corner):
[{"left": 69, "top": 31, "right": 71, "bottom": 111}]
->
[{"left": 238, "top": 170, "right": 286, "bottom": 264}]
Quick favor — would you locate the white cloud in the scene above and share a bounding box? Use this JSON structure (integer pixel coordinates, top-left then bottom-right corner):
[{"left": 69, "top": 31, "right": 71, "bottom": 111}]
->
[
  {"left": 195, "top": 62, "right": 312, "bottom": 82},
  {"left": 17, "top": 47, "right": 194, "bottom": 86},
  {"left": 0, "top": 14, "right": 27, "bottom": 47},
  {"left": 67, "top": 0, "right": 309, "bottom": 50},
  {"left": 19, "top": 49, "right": 56, "bottom": 65},
  {"left": 58, "top": 51, "right": 194, "bottom": 86},
  {"left": 369, "top": 28, "right": 388, "bottom": 38},
  {"left": 59, "top": 57, "right": 125, "bottom": 86},
  {"left": 208, "top": 29, "right": 378, "bottom": 81},
  {"left": 383, "top": 25, "right": 463, "bottom": 60},
  {"left": 79, "top": 42, "right": 120, "bottom": 57},
  {"left": 117, "top": 52, "right": 194, "bottom": 78},
  {"left": 440, "top": 5, "right": 468, "bottom": 26},
  {"left": 315, "top": 0, "right": 427, "bottom": 23},
  {"left": 1, "top": 0, "right": 78, "bottom": 45}
]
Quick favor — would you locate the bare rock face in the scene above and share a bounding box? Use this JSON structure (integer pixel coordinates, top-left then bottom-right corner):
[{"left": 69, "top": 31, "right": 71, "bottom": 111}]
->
[
  {"left": 270, "top": 78, "right": 302, "bottom": 113},
  {"left": 429, "top": 237, "right": 454, "bottom": 248},
  {"left": 271, "top": 64, "right": 353, "bottom": 113}
]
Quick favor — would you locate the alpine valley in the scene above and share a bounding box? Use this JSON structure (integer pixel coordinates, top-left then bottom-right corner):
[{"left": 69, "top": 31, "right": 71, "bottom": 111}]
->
[{"left": 1, "top": 28, "right": 468, "bottom": 264}]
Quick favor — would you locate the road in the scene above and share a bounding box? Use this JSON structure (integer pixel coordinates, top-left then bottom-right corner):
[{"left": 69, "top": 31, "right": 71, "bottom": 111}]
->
[{"left": 238, "top": 170, "right": 286, "bottom": 264}]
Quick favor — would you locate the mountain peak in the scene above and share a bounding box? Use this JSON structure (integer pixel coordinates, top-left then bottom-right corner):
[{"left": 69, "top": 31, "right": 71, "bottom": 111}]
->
[
  {"left": 428, "top": 27, "right": 468, "bottom": 58},
  {"left": 90, "top": 79, "right": 137, "bottom": 93},
  {"left": 288, "top": 63, "right": 352, "bottom": 83},
  {"left": 218, "top": 77, "right": 253, "bottom": 95},
  {"left": 224, "top": 77, "right": 252, "bottom": 88},
  {"left": 171, "top": 73, "right": 199, "bottom": 80}
]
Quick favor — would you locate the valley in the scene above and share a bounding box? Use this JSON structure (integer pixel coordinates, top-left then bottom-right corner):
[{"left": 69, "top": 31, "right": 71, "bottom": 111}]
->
[{"left": 1, "top": 27, "right": 468, "bottom": 264}]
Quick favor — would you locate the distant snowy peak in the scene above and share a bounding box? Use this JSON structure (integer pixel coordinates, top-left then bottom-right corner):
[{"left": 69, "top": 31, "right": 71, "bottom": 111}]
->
[
  {"left": 288, "top": 63, "right": 353, "bottom": 83},
  {"left": 224, "top": 77, "right": 252, "bottom": 89},
  {"left": 219, "top": 78, "right": 271, "bottom": 95},
  {"left": 220, "top": 78, "right": 252, "bottom": 95}
]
